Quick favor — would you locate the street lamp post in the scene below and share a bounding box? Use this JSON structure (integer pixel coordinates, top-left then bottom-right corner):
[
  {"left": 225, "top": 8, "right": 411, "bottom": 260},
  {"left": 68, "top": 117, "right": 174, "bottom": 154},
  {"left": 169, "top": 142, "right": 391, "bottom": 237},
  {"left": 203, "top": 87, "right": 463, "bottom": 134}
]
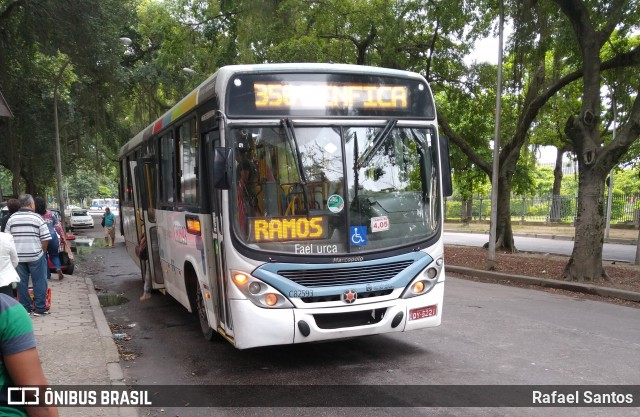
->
[{"left": 488, "top": 1, "right": 505, "bottom": 270}]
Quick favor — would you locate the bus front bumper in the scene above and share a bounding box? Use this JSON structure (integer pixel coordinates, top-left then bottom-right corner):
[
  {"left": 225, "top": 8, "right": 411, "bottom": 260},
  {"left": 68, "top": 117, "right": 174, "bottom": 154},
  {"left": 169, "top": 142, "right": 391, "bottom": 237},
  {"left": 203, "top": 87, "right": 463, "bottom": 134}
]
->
[{"left": 229, "top": 281, "right": 443, "bottom": 349}]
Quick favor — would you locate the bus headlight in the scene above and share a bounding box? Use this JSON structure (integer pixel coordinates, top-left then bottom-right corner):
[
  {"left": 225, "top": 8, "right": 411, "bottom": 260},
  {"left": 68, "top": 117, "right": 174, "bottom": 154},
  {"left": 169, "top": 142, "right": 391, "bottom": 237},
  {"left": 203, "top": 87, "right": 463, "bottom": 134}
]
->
[
  {"left": 231, "top": 270, "right": 293, "bottom": 308},
  {"left": 401, "top": 259, "right": 443, "bottom": 299},
  {"left": 248, "top": 282, "right": 262, "bottom": 294}
]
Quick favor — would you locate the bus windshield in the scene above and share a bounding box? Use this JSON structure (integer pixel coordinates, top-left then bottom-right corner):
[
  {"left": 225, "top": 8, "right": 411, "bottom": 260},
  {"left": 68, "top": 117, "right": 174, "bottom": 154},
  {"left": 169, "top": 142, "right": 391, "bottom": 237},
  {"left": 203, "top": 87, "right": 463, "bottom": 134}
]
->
[{"left": 231, "top": 123, "right": 440, "bottom": 256}]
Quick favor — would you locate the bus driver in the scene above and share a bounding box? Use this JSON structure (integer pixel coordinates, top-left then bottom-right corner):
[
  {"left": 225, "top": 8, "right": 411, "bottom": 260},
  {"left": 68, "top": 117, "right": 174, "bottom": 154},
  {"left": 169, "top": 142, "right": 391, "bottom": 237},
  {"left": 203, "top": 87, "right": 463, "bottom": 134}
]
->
[{"left": 236, "top": 144, "right": 259, "bottom": 236}]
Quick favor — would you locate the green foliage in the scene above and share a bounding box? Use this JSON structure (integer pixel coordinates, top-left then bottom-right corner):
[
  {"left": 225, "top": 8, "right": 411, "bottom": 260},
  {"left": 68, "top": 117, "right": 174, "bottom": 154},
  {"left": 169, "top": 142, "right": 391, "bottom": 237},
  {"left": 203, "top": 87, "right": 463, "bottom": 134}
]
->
[
  {"left": 67, "top": 172, "right": 99, "bottom": 206},
  {"left": 1, "top": 0, "right": 638, "bottom": 234},
  {"left": 0, "top": 0, "right": 136, "bottom": 197},
  {"left": 613, "top": 168, "right": 640, "bottom": 196}
]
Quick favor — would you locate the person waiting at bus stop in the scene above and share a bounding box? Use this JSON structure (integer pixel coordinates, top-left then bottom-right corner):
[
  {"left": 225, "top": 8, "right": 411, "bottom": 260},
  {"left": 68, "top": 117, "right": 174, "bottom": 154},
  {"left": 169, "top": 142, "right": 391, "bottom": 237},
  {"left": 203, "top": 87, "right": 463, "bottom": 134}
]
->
[
  {"left": 34, "top": 197, "right": 64, "bottom": 280},
  {"left": 0, "top": 198, "right": 20, "bottom": 232},
  {"left": 0, "top": 292, "right": 59, "bottom": 416},
  {"left": 5, "top": 194, "right": 51, "bottom": 316}
]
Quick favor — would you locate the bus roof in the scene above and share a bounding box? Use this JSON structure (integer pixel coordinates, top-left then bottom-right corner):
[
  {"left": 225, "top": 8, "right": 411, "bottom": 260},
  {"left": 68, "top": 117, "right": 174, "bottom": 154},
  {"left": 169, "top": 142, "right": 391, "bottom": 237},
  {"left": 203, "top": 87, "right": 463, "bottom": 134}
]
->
[{"left": 119, "top": 63, "right": 429, "bottom": 158}]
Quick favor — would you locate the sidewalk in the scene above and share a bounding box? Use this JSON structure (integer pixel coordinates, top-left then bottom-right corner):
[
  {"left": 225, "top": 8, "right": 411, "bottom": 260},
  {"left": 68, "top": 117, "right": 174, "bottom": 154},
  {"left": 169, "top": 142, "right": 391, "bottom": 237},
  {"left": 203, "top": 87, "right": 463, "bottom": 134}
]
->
[
  {"left": 445, "top": 222, "right": 639, "bottom": 245},
  {"left": 33, "top": 271, "right": 138, "bottom": 417}
]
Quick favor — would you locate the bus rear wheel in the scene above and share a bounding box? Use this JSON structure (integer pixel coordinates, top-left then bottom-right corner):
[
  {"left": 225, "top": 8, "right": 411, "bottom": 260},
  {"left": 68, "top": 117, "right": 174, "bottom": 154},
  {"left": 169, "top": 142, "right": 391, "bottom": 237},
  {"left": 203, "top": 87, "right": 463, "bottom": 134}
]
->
[{"left": 196, "top": 284, "right": 216, "bottom": 341}]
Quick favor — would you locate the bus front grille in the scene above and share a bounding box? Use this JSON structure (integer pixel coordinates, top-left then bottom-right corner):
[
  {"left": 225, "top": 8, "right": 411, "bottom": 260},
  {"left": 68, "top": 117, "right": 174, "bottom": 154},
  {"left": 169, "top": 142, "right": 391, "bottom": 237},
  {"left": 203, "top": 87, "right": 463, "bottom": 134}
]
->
[
  {"left": 300, "top": 289, "right": 393, "bottom": 303},
  {"left": 278, "top": 261, "right": 413, "bottom": 288}
]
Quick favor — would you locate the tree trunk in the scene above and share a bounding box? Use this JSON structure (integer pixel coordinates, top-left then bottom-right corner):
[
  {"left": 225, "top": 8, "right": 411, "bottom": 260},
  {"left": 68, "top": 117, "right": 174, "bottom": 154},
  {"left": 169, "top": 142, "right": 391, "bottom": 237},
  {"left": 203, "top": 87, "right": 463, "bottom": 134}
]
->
[
  {"left": 483, "top": 170, "right": 516, "bottom": 252},
  {"left": 462, "top": 197, "right": 473, "bottom": 224},
  {"left": 11, "top": 168, "right": 20, "bottom": 196},
  {"left": 25, "top": 177, "right": 37, "bottom": 196},
  {"left": 550, "top": 148, "right": 564, "bottom": 222},
  {"left": 494, "top": 173, "right": 515, "bottom": 251},
  {"left": 635, "top": 226, "right": 639, "bottom": 266},
  {"left": 564, "top": 167, "right": 609, "bottom": 281}
]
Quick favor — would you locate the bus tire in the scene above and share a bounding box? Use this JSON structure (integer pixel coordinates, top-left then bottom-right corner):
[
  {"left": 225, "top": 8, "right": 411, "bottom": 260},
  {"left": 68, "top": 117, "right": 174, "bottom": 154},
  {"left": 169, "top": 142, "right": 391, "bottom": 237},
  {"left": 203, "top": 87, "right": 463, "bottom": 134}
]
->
[
  {"left": 185, "top": 264, "right": 215, "bottom": 341},
  {"left": 196, "top": 284, "right": 216, "bottom": 341}
]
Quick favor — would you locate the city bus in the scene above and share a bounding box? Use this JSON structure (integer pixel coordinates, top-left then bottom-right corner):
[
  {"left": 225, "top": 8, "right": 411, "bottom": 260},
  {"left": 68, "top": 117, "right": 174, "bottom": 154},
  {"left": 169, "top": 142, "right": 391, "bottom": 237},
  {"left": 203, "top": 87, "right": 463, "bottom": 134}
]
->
[
  {"left": 89, "top": 198, "right": 119, "bottom": 213},
  {"left": 118, "top": 63, "right": 452, "bottom": 349}
]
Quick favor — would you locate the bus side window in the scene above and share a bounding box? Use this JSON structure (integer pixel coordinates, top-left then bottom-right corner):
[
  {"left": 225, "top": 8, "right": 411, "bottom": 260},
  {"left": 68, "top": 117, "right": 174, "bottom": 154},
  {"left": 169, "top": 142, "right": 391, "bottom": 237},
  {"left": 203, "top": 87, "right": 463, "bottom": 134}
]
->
[
  {"left": 160, "top": 133, "right": 175, "bottom": 203},
  {"left": 178, "top": 117, "right": 198, "bottom": 205}
]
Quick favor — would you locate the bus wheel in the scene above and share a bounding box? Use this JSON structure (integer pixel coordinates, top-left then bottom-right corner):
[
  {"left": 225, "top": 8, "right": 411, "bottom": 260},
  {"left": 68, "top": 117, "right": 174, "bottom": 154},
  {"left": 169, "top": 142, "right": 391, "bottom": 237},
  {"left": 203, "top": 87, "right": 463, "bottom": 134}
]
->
[{"left": 196, "top": 284, "right": 215, "bottom": 341}]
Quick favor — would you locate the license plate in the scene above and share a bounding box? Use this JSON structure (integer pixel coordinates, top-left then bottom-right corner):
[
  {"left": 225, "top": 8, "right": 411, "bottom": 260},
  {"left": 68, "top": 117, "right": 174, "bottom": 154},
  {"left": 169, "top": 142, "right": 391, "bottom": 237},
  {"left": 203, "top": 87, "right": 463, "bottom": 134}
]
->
[{"left": 408, "top": 305, "right": 437, "bottom": 321}]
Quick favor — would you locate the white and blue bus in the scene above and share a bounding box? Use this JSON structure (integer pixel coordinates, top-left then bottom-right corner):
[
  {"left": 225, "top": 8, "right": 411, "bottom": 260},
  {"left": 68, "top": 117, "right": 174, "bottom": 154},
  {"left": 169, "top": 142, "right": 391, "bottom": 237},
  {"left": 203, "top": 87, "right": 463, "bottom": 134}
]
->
[
  {"left": 119, "top": 63, "right": 452, "bottom": 349},
  {"left": 89, "top": 198, "right": 119, "bottom": 214}
]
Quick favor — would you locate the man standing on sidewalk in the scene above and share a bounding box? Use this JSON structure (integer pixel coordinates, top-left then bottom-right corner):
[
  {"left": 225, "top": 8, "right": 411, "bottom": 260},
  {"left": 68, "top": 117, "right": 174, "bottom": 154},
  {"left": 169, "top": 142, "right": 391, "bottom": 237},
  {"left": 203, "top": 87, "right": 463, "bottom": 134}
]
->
[
  {"left": 6, "top": 194, "right": 51, "bottom": 316},
  {"left": 102, "top": 207, "right": 116, "bottom": 247}
]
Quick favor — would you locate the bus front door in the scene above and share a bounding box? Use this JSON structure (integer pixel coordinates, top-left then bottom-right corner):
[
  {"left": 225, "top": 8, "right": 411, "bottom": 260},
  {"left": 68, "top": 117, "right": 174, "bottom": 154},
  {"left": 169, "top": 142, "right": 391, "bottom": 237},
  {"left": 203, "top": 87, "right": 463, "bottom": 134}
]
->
[
  {"left": 204, "top": 130, "right": 230, "bottom": 336},
  {"left": 132, "top": 159, "right": 164, "bottom": 289}
]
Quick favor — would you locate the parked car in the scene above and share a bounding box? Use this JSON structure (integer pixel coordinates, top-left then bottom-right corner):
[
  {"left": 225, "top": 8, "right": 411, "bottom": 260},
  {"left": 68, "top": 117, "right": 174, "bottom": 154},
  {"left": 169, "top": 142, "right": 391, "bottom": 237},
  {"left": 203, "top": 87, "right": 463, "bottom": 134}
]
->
[{"left": 69, "top": 209, "right": 94, "bottom": 229}]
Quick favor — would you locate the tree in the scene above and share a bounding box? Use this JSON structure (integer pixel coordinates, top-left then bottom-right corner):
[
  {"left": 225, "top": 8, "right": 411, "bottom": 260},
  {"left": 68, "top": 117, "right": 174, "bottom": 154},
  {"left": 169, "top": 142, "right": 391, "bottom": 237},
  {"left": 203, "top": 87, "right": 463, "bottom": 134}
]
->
[
  {"left": 553, "top": 0, "right": 640, "bottom": 281},
  {"left": 67, "top": 172, "right": 99, "bottom": 208},
  {"left": 0, "top": 0, "right": 135, "bottom": 198},
  {"left": 438, "top": 0, "right": 640, "bottom": 255}
]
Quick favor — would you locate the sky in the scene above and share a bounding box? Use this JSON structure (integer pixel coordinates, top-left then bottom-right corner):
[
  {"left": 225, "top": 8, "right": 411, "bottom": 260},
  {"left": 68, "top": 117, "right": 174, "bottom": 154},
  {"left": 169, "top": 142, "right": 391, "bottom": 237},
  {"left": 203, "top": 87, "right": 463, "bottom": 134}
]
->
[{"left": 465, "top": 25, "right": 561, "bottom": 165}]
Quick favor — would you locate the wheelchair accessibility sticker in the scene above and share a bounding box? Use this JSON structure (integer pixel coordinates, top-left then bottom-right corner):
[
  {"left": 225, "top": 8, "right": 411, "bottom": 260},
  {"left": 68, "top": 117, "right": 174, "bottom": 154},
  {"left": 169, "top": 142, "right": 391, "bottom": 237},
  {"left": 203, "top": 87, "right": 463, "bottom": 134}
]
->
[{"left": 350, "top": 226, "right": 367, "bottom": 246}]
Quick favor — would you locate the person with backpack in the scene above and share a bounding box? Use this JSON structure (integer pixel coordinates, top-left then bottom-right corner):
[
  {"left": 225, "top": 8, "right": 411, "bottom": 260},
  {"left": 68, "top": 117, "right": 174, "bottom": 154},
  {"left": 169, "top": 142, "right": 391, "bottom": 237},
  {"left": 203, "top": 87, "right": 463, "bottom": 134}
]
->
[{"left": 102, "top": 207, "right": 116, "bottom": 247}]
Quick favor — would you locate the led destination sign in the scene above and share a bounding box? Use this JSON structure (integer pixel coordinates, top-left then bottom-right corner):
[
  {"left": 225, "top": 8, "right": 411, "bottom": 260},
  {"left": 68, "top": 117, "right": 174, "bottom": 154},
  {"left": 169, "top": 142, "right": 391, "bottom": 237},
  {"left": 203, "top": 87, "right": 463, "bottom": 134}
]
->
[
  {"left": 254, "top": 82, "right": 409, "bottom": 111},
  {"left": 227, "top": 72, "right": 435, "bottom": 118},
  {"left": 249, "top": 216, "right": 329, "bottom": 242}
]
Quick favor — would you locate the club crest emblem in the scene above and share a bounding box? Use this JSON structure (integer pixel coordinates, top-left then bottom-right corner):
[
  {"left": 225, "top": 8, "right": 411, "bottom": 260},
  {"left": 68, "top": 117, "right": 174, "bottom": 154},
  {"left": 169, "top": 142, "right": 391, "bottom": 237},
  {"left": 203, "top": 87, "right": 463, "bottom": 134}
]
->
[{"left": 342, "top": 289, "right": 357, "bottom": 304}]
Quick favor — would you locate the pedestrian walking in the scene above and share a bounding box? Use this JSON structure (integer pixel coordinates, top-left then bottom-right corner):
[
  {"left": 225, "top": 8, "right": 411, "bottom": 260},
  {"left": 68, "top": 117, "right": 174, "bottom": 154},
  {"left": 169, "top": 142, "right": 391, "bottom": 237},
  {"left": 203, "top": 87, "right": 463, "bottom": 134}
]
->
[
  {"left": 6, "top": 194, "right": 52, "bottom": 316},
  {"left": 34, "top": 196, "right": 65, "bottom": 280},
  {"left": 102, "top": 207, "right": 116, "bottom": 247},
  {"left": 0, "top": 231, "right": 20, "bottom": 297}
]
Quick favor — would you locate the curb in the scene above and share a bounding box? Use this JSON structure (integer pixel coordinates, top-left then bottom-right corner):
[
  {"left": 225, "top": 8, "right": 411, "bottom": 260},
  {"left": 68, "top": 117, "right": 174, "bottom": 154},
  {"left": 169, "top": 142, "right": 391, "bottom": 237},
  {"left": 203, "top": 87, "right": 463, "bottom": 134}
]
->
[
  {"left": 444, "top": 230, "right": 637, "bottom": 246},
  {"left": 85, "top": 275, "right": 139, "bottom": 417},
  {"left": 447, "top": 265, "right": 640, "bottom": 303}
]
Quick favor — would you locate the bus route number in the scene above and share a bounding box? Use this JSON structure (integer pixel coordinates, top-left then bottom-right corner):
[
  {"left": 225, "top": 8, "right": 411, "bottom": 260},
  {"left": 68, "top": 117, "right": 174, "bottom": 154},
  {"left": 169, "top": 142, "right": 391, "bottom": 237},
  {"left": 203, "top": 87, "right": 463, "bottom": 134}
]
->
[{"left": 289, "top": 290, "right": 313, "bottom": 298}]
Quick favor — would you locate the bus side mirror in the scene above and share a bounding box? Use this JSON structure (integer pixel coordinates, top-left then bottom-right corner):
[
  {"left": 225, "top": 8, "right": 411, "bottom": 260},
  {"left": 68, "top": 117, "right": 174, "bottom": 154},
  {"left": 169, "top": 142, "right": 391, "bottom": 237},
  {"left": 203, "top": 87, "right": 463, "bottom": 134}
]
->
[
  {"left": 212, "top": 147, "right": 231, "bottom": 189},
  {"left": 439, "top": 135, "right": 453, "bottom": 197}
]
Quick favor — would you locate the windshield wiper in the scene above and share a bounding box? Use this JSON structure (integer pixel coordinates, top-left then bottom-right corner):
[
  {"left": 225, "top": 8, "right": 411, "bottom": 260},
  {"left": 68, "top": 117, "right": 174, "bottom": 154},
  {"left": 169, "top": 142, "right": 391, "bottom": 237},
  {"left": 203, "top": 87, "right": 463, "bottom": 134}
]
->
[
  {"left": 357, "top": 119, "right": 397, "bottom": 168},
  {"left": 281, "top": 118, "right": 310, "bottom": 216}
]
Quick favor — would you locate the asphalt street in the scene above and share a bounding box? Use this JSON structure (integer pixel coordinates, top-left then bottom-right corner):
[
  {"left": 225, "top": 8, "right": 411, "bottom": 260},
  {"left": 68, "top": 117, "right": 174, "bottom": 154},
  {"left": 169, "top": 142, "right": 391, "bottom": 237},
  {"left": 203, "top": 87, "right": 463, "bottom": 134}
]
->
[{"left": 69, "top": 224, "right": 640, "bottom": 417}]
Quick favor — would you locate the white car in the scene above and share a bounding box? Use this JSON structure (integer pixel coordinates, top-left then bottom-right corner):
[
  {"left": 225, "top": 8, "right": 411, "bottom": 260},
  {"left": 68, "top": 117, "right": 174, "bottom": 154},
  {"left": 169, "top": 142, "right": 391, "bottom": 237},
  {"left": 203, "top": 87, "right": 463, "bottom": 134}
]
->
[{"left": 69, "top": 209, "right": 94, "bottom": 229}]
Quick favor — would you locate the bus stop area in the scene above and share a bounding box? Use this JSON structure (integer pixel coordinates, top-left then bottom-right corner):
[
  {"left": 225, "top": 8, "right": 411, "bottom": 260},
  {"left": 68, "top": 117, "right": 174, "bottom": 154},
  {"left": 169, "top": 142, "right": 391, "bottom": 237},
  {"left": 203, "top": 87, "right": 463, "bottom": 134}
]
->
[{"left": 32, "top": 242, "right": 138, "bottom": 417}]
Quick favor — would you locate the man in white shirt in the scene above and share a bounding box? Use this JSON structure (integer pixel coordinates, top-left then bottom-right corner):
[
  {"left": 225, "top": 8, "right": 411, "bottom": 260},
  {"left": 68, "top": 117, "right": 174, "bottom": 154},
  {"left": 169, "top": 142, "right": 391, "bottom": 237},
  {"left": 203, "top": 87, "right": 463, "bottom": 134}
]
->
[{"left": 6, "top": 194, "right": 51, "bottom": 316}]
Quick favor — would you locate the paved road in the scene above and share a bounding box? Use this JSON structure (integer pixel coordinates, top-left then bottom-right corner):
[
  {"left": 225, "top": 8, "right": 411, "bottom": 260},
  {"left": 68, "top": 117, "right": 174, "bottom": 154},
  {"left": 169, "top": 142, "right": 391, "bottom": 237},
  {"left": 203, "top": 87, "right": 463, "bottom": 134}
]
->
[
  {"left": 444, "top": 232, "right": 637, "bottom": 263},
  {"left": 72, "top": 228, "right": 640, "bottom": 417}
]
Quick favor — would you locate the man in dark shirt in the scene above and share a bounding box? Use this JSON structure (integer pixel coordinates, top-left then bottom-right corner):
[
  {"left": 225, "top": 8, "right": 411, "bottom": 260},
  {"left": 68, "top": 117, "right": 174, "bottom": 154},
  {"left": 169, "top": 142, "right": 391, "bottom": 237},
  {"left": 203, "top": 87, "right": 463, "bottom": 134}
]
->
[{"left": 0, "top": 198, "right": 20, "bottom": 232}]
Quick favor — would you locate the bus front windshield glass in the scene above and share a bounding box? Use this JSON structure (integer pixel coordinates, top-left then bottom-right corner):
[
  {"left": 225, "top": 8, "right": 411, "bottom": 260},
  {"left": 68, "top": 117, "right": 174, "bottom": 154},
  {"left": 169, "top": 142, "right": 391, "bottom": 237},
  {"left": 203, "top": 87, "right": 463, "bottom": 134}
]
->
[{"left": 231, "top": 124, "right": 440, "bottom": 256}]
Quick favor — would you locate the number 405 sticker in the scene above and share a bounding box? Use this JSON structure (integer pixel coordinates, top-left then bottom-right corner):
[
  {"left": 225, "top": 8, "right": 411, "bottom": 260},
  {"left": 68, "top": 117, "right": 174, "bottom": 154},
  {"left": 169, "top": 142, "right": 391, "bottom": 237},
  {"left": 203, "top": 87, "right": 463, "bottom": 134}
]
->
[{"left": 371, "top": 216, "right": 390, "bottom": 233}]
